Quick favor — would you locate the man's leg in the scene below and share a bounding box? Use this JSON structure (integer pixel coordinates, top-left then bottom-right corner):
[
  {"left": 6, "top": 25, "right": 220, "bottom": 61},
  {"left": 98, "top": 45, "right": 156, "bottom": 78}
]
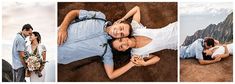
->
[
  {"left": 180, "top": 46, "right": 187, "bottom": 59},
  {"left": 12, "top": 69, "right": 17, "bottom": 82},
  {"left": 15, "top": 67, "right": 26, "bottom": 82}
]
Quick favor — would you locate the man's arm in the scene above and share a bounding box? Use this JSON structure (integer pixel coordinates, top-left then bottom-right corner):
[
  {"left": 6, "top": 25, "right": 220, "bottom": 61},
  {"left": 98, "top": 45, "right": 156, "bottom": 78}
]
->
[
  {"left": 104, "top": 61, "right": 135, "bottom": 80},
  {"left": 19, "top": 51, "right": 27, "bottom": 68},
  {"left": 58, "top": 10, "right": 80, "bottom": 45}
]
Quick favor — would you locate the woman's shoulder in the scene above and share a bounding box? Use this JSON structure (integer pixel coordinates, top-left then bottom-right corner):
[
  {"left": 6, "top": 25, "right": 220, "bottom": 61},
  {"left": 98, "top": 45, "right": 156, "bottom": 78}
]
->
[
  {"left": 131, "top": 20, "right": 145, "bottom": 29},
  {"left": 38, "top": 44, "right": 46, "bottom": 50}
]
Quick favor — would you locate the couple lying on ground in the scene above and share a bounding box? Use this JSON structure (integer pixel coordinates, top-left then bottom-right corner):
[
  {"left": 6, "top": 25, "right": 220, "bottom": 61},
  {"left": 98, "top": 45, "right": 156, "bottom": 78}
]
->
[
  {"left": 180, "top": 37, "right": 233, "bottom": 65},
  {"left": 58, "top": 6, "right": 178, "bottom": 79}
]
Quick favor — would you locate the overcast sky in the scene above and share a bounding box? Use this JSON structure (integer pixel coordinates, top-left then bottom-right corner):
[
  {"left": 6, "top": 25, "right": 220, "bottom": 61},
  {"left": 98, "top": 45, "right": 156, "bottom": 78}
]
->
[
  {"left": 180, "top": 2, "right": 233, "bottom": 45},
  {"left": 2, "top": 2, "right": 56, "bottom": 82}
]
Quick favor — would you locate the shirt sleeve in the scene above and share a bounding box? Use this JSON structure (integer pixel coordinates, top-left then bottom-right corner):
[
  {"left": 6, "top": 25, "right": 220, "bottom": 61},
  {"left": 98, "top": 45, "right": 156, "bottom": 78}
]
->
[
  {"left": 41, "top": 45, "right": 47, "bottom": 52},
  {"left": 16, "top": 39, "right": 25, "bottom": 52},
  {"left": 79, "top": 10, "right": 106, "bottom": 20},
  {"left": 102, "top": 45, "right": 114, "bottom": 66},
  {"left": 195, "top": 43, "right": 204, "bottom": 60}
]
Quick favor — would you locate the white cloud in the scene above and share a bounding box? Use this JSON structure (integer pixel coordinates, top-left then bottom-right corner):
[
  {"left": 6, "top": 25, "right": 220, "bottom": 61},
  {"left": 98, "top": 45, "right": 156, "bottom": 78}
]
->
[{"left": 180, "top": 2, "right": 233, "bottom": 16}]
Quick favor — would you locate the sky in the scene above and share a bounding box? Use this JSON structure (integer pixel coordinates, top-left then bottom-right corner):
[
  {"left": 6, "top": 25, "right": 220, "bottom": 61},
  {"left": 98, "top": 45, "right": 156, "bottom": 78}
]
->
[
  {"left": 2, "top": 2, "right": 56, "bottom": 82},
  {"left": 180, "top": 2, "right": 233, "bottom": 45}
]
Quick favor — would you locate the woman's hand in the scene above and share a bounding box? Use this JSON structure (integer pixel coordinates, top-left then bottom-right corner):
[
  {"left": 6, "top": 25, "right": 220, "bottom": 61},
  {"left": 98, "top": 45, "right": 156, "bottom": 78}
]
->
[
  {"left": 57, "top": 26, "right": 68, "bottom": 46},
  {"left": 130, "top": 56, "right": 146, "bottom": 66},
  {"left": 114, "top": 18, "right": 126, "bottom": 24},
  {"left": 214, "top": 56, "right": 221, "bottom": 62}
]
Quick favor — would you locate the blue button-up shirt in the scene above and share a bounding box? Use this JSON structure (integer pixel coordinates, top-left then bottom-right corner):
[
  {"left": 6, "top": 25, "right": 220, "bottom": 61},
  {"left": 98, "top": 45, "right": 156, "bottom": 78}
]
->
[
  {"left": 12, "top": 33, "right": 26, "bottom": 69},
  {"left": 58, "top": 10, "right": 114, "bottom": 66},
  {"left": 180, "top": 38, "right": 204, "bottom": 60}
]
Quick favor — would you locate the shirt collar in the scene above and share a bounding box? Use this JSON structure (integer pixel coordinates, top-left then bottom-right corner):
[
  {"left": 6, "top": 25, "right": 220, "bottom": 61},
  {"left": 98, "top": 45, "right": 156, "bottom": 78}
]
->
[
  {"left": 18, "top": 32, "right": 26, "bottom": 40},
  {"left": 103, "top": 21, "right": 112, "bottom": 40}
]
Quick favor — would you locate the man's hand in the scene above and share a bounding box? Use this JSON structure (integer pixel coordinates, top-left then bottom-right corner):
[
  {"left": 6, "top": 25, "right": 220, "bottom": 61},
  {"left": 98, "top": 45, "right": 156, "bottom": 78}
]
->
[{"left": 57, "top": 26, "right": 68, "bottom": 46}]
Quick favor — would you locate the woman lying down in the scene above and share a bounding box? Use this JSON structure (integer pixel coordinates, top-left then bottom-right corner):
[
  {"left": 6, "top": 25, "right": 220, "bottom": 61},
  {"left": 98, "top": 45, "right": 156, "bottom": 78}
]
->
[{"left": 203, "top": 43, "right": 233, "bottom": 62}]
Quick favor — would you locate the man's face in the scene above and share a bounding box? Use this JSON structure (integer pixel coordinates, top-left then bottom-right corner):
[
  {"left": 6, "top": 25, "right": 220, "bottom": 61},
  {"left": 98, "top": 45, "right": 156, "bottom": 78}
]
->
[
  {"left": 108, "top": 23, "right": 130, "bottom": 38},
  {"left": 112, "top": 37, "right": 132, "bottom": 51},
  {"left": 23, "top": 29, "right": 33, "bottom": 37}
]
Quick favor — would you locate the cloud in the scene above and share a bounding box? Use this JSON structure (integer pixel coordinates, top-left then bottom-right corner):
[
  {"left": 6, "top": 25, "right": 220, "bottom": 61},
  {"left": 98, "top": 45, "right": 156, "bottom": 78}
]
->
[{"left": 180, "top": 2, "right": 233, "bottom": 16}]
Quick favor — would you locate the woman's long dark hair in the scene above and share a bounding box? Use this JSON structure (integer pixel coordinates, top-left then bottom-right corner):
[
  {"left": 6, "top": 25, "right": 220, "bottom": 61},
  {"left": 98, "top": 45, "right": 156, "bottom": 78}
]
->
[
  {"left": 32, "top": 31, "right": 41, "bottom": 43},
  {"left": 202, "top": 50, "right": 213, "bottom": 60}
]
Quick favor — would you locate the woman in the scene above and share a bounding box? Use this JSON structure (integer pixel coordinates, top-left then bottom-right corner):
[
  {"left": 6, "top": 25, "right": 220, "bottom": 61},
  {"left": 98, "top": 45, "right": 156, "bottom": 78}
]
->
[
  {"left": 26, "top": 31, "right": 46, "bottom": 82},
  {"left": 203, "top": 43, "right": 233, "bottom": 60},
  {"left": 112, "top": 6, "right": 177, "bottom": 66}
]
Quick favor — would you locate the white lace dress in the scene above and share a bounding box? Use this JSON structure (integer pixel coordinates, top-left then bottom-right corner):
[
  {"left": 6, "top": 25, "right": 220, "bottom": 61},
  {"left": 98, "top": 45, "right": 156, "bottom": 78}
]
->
[
  {"left": 26, "top": 44, "right": 47, "bottom": 82},
  {"left": 211, "top": 43, "right": 233, "bottom": 58},
  {"left": 131, "top": 20, "right": 178, "bottom": 58}
]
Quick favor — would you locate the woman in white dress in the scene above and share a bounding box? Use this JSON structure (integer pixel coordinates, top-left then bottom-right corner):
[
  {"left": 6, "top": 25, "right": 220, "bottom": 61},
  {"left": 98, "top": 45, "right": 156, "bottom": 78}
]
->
[
  {"left": 112, "top": 6, "right": 177, "bottom": 66},
  {"left": 203, "top": 43, "right": 233, "bottom": 61},
  {"left": 26, "top": 31, "right": 46, "bottom": 82}
]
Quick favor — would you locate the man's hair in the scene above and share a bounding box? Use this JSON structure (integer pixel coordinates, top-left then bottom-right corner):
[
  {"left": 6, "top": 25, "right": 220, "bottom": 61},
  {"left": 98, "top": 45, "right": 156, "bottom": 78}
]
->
[
  {"left": 204, "top": 38, "right": 215, "bottom": 47},
  {"left": 22, "top": 24, "right": 33, "bottom": 31},
  {"left": 120, "top": 21, "right": 132, "bottom": 37}
]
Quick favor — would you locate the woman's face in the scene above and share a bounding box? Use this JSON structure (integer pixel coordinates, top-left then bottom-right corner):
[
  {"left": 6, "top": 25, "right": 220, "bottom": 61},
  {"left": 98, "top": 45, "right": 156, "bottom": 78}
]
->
[
  {"left": 204, "top": 49, "right": 213, "bottom": 56},
  {"left": 29, "top": 33, "right": 37, "bottom": 42},
  {"left": 108, "top": 23, "right": 130, "bottom": 38},
  {"left": 112, "top": 37, "right": 132, "bottom": 51}
]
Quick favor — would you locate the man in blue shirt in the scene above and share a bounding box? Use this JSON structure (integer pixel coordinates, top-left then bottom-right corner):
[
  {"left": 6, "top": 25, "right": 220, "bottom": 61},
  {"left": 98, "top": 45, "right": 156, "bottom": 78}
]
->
[
  {"left": 12, "top": 24, "right": 33, "bottom": 82},
  {"left": 180, "top": 37, "right": 221, "bottom": 65},
  {"left": 57, "top": 10, "right": 135, "bottom": 79}
]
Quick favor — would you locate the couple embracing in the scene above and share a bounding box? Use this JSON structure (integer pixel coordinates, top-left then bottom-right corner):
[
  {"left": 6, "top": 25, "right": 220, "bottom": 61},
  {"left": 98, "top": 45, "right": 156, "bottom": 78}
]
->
[
  {"left": 12, "top": 24, "right": 47, "bottom": 82},
  {"left": 180, "top": 37, "right": 233, "bottom": 64},
  {"left": 58, "top": 6, "right": 178, "bottom": 79}
]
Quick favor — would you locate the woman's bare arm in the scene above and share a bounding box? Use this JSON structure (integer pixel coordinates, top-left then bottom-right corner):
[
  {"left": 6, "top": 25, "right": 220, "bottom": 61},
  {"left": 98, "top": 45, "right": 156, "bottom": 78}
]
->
[
  {"left": 42, "top": 51, "right": 46, "bottom": 61},
  {"left": 131, "top": 54, "right": 160, "bottom": 66},
  {"left": 116, "top": 6, "right": 141, "bottom": 23},
  {"left": 104, "top": 61, "right": 135, "bottom": 80},
  {"left": 198, "top": 57, "right": 221, "bottom": 65},
  {"left": 142, "top": 55, "right": 160, "bottom": 66}
]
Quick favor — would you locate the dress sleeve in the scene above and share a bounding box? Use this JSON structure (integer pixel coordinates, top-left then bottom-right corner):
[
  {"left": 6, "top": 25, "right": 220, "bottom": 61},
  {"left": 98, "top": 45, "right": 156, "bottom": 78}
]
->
[
  {"left": 211, "top": 46, "right": 224, "bottom": 58},
  {"left": 131, "top": 20, "right": 145, "bottom": 30},
  {"left": 40, "top": 45, "right": 47, "bottom": 52}
]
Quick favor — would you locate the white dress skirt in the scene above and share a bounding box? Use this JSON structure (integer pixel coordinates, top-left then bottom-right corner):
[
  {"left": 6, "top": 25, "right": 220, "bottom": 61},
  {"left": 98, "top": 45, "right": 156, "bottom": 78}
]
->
[
  {"left": 130, "top": 20, "right": 178, "bottom": 58},
  {"left": 26, "top": 44, "right": 47, "bottom": 82}
]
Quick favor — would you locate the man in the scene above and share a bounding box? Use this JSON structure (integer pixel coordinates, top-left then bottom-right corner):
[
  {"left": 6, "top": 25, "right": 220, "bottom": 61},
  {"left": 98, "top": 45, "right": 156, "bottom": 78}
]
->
[
  {"left": 12, "top": 24, "right": 33, "bottom": 82},
  {"left": 57, "top": 10, "right": 134, "bottom": 79},
  {"left": 180, "top": 37, "right": 220, "bottom": 65}
]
